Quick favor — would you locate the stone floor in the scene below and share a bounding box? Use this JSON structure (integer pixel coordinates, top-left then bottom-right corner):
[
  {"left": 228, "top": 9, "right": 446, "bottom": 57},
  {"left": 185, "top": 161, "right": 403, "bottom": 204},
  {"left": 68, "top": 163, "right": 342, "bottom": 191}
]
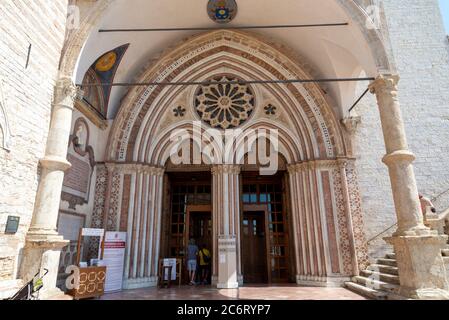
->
[{"left": 101, "top": 285, "right": 366, "bottom": 300}]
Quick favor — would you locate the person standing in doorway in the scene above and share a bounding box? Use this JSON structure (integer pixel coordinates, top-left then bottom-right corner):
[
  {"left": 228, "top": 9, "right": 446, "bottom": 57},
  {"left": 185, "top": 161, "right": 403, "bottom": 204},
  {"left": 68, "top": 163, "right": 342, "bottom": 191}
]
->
[
  {"left": 187, "top": 238, "right": 199, "bottom": 285},
  {"left": 198, "top": 243, "right": 211, "bottom": 285}
]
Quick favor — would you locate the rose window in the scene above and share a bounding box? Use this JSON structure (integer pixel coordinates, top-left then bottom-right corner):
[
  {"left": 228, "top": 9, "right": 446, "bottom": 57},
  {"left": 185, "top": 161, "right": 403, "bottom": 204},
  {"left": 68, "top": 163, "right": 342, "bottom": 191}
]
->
[{"left": 194, "top": 76, "right": 255, "bottom": 129}]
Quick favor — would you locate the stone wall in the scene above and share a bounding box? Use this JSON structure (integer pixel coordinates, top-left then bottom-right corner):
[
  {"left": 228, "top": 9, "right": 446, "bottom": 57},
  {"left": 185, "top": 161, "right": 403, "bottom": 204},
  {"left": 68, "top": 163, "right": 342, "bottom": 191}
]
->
[
  {"left": 355, "top": 0, "right": 449, "bottom": 258},
  {"left": 0, "top": 1, "right": 68, "bottom": 281}
]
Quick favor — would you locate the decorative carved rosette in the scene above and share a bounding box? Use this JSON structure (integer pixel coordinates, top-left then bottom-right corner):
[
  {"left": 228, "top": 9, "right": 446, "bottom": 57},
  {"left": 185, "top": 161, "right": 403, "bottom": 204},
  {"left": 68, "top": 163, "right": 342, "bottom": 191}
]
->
[{"left": 195, "top": 76, "right": 255, "bottom": 129}]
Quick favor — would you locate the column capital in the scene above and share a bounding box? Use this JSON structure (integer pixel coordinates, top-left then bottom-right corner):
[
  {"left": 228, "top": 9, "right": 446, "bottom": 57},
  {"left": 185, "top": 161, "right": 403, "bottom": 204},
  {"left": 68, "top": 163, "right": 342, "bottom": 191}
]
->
[
  {"left": 211, "top": 164, "right": 241, "bottom": 175},
  {"left": 105, "top": 162, "right": 165, "bottom": 176},
  {"left": 287, "top": 162, "right": 307, "bottom": 173},
  {"left": 53, "top": 76, "right": 77, "bottom": 108},
  {"left": 288, "top": 159, "right": 350, "bottom": 173},
  {"left": 341, "top": 116, "right": 361, "bottom": 135},
  {"left": 369, "top": 74, "right": 400, "bottom": 94}
]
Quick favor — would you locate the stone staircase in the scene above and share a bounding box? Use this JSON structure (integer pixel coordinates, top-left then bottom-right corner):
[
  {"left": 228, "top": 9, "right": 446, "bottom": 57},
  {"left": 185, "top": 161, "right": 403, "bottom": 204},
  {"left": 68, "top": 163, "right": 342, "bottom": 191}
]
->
[
  {"left": 345, "top": 253, "right": 402, "bottom": 300},
  {"left": 346, "top": 247, "right": 449, "bottom": 300}
]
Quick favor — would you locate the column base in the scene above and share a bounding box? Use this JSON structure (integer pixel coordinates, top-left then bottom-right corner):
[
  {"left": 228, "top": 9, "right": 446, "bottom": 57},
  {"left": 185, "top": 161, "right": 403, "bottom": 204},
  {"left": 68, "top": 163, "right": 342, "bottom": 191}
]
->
[
  {"left": 19, "top": 232, "right": 68, "bottom": 300},
  {"left": 400, "top": 288, "right": 449, "bottom": 300},
  {"left": 217, "top": 236, "right": 238, "bottom": 289},
  {"left": 122, "top": 277, "right": 158, "bottom": 290},
  {"left": 217, "top": 282, "right": 239, "bottom": 289},
  {"left": 425, "top": 218, "right": 446, "bottom": 235},
  {"left": 385, "top": 234, "right": 449, "bottom": 300},
  {"left": 296, "top": 275, "right": 350, "bottom": 287}
]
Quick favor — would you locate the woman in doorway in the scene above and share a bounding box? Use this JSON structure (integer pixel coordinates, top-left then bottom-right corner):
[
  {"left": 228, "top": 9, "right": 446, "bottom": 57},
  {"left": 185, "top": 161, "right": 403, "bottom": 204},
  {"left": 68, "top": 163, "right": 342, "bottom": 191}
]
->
[
  {"left": 187, "top": 238, "right": 199, "bottom": 285},
  {"left": 198, "top": 243, "right": 211, "bottom": 285}
]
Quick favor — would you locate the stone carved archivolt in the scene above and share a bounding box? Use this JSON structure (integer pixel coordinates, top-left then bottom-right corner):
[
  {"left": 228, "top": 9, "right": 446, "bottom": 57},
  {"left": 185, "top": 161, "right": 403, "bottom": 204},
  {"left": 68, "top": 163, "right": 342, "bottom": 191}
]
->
[
  {"left": 108, "top": 31, "right": 345, "bottom": 162},
  {"left": 195, "top": 76, "right": 255, "bottom": 129}
]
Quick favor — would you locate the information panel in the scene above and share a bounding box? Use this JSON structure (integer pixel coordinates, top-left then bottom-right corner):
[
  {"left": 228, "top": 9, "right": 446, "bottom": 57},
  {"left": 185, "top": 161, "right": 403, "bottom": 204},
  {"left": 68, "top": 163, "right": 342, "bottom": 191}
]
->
[{"left": 103, "top": 232, "right": 127, "bottom": 293}]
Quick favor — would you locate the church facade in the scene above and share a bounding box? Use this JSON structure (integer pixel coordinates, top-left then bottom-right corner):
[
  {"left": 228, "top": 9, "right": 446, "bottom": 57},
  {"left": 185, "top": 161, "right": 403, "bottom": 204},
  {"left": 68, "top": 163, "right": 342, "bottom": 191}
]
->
[{"left": 0, "top": 0, "right": 449, "bottom": 300}]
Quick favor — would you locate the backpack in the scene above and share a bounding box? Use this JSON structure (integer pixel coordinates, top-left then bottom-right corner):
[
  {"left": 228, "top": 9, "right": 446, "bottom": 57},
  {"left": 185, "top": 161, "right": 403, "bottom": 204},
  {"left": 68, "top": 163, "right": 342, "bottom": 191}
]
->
[{"left": 201, "top": 249, "right": 211, "bottom": 264}]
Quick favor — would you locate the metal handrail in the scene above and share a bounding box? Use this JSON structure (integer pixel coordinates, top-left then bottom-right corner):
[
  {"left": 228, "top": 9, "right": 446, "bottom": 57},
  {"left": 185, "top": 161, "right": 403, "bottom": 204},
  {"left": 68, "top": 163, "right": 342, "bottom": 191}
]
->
[
  {"left": 366, "top": 188, "right": 449, "bottom": 244},
  {"left": 367, "top": 222, "right": 397, "bottom": 244}
]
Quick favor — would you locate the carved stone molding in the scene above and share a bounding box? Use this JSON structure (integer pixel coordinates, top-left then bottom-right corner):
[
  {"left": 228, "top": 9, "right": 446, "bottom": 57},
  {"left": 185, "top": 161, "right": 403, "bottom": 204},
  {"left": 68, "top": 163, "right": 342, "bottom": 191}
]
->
[
  {"left": 211, "top": 164, "right": 241, "bottom": 175},
  {"left": 61, "top": 191, "right": 85, "bottom": 210},
  {"left": 105, "top": 162, "right": 165, "bottom": 176},
  {"left": 74, "top": 99, "right": 108, "bottom": 130},
  {"left": 341, "top": 116, "right": 362, "bottom": 135},
  {"left": 288, "top": 159, "right": 353, "bottom": 173}
]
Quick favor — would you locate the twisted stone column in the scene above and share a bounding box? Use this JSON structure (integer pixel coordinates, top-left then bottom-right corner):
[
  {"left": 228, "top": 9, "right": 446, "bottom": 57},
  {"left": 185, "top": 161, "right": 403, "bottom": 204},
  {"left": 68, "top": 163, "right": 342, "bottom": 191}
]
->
[
  {"left": 370, "top": 74, "right": 449, "bottom": 299},
  {"left": 19, "top": 77, "right": 76, "bottom": 298},
  {"left": 212, "top": 164, "right": 241, "bottom": 289}
]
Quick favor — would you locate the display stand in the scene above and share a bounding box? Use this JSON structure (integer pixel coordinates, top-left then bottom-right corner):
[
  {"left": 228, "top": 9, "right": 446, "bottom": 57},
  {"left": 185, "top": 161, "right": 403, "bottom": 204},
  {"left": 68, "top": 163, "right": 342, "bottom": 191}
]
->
[
  {"left": 67, "top": 228, "right": 107, "bottom": 300},
  {"left": 158, "top": 259, "right": 182, "bottom": 288}
]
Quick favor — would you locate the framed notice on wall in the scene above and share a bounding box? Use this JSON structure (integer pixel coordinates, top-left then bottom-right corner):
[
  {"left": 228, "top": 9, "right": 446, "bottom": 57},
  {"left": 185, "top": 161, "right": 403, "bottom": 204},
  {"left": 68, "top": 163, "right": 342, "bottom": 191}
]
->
[{"left": 103, "top": 232, "right": 127, "bottom": 293}]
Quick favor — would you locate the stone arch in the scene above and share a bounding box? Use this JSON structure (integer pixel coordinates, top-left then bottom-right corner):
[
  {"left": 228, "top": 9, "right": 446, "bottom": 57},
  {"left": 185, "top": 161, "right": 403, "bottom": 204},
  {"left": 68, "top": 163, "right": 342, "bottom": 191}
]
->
[
  {"left": 100, "top": 30, "right": 370, "bottom": 286},
  {"left": 106, "top": 29, "right": 352, "bottom": 164},
  {"left": 59, "top": 0, "right": 115, "bottom": 77}
]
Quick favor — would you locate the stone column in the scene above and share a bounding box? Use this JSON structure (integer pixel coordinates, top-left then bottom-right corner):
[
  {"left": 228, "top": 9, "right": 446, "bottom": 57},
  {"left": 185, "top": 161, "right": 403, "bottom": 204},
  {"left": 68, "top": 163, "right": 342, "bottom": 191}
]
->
[
  {"left": 212, "top": 165, "right": 241, "bottom": 289},
  {"left": 370, "top": 74, "right": 449, "bottom": 299},
  {"left": 120, "top": 164, "right": 165, "bottom": 289},
  {"left": 19, "top": 77, "right": 76, "bottom": 299}
]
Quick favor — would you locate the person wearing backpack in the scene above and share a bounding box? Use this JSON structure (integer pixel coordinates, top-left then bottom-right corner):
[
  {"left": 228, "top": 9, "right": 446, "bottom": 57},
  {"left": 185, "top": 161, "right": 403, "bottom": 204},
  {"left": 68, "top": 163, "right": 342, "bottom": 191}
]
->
[{"left": 198, "top": 243, "right": 211, "bottom": 285}]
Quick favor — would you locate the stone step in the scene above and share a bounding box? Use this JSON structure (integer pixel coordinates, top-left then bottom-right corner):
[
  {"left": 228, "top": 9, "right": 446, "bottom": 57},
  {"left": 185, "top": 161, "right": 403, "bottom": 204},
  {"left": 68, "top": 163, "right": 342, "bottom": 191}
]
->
[
  {"left": 442, "top": 249, "right": 449, "bottom": 257},
  {"left": 345, "top": 281, "right": 388, "bottom": 300},
  {"left": 367, "top": 264, "right": 399, "bottom": 275},
  {"left": 385, "top": 253, "right": 396, "bottom": 259},
  {"left": 353, "top": 276, "right": 399, "bottom": 292},
  {"left": 361, "top": 270, "right": 400, "bottom": 285},
  {"left": 376, "top": 258, "right": 397, "bottom": 267}
]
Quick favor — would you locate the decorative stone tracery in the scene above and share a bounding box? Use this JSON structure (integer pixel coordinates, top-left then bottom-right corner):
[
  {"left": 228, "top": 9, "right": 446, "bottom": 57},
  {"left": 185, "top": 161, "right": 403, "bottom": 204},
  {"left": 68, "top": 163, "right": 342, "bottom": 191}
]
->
[{"left": 194, "top": 76, "right": 255, "bottom": 129}]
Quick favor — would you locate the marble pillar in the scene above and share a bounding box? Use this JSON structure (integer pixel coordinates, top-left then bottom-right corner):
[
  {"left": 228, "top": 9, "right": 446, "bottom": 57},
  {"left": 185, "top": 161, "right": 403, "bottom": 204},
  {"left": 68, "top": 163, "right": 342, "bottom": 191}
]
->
[
  {"left": 370, "top": 74, "right": 449, "bottom": 299},
  {"left": 120, "top": 164, "right": 165, "bottom": 289},
  {"left": 19, "top": 77, "right": 76, "bottom": 299},
  {"left": 212, "top": 165, "right": 241, "bottom": 289}
]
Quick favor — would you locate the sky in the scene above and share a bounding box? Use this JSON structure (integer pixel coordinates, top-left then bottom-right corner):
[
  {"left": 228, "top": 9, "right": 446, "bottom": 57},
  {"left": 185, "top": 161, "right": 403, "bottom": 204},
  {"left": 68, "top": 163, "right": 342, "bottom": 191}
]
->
[{"left": 440, "top": 0, "right": 449, "bottom": 33}]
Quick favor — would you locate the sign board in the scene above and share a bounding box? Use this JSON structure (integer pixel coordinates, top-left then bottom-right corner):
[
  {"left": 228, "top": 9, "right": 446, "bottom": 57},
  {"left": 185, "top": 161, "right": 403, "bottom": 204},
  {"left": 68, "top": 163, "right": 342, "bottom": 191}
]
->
[
  {"left": 163, "top": 258, "right": 177, "bottom": 281},
  {"left": 103, "top": 232, "right": 127, "bottom": 293},
  {"left": 82, "top": 228, "right": 104, "bottom": 237}
]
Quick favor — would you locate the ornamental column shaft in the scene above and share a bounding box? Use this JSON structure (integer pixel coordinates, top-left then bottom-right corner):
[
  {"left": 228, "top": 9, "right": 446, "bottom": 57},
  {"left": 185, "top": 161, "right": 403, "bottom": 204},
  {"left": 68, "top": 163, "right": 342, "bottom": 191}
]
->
[
  {"left": 369, "top": 75, "right": 428, "bottom": 236},
  {"left": 19, "top": 76, "right": 76, "bottom": 299},
  {"left": 370, "top": 74, "right": 449, "bottom": 299},
  {"left": 212, "top": 164, "right": 241, "bottom": 289}
]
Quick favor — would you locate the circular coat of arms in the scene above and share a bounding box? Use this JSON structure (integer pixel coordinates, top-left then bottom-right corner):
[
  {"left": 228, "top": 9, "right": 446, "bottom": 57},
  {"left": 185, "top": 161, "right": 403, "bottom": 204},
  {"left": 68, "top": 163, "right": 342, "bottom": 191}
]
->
[{"left": 207, "top": 0, "right": 238, "bottom": 24}]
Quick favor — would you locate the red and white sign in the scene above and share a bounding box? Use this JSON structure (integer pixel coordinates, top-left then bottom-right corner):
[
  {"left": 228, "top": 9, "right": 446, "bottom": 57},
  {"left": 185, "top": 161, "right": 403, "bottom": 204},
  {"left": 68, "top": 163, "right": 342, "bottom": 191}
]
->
[{"left": 103, "top": 232, "right": 127, "bottom": 293}]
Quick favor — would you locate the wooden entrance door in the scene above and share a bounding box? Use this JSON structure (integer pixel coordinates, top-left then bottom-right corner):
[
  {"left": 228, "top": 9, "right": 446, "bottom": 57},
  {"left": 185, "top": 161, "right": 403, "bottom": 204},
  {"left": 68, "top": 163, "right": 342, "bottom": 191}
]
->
[
  {"left": 241, "top": 211, "right": 268, "bottom": 283},
  {"left": 186, "top": 209, "right": 212, "bottom": 251}
]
